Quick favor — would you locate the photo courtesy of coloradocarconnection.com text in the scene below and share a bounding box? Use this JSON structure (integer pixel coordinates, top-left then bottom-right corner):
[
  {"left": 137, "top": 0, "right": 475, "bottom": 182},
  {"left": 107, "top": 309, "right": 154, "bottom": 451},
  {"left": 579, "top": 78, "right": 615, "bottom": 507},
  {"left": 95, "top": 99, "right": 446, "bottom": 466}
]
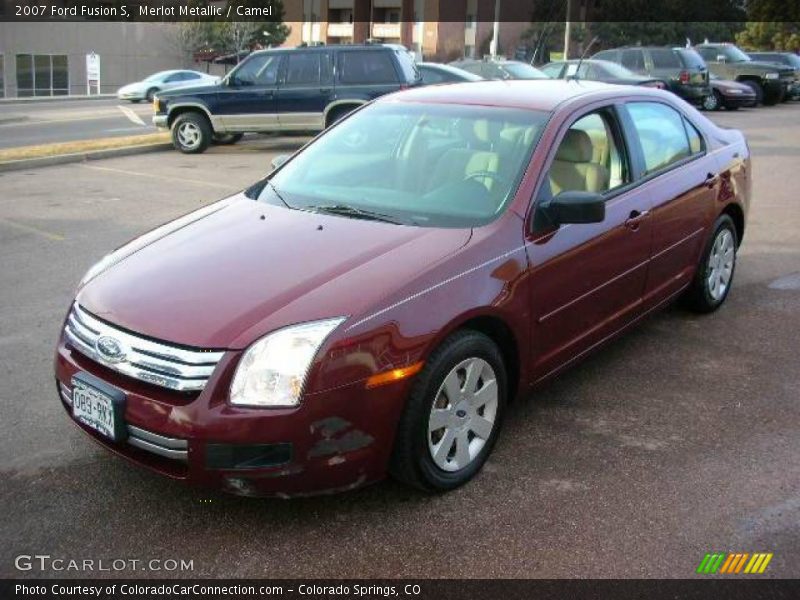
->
[{"left": 1, "top": 0, "right": 799, "bottom": 598}]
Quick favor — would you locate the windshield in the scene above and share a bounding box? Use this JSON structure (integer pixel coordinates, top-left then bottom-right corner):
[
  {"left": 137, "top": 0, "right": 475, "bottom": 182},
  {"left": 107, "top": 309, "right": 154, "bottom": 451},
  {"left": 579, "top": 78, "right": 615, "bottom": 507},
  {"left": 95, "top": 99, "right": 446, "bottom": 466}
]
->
[
  {"left": 722, "top": 46, "right": 751, "bottom": 63},
  {"left": 260, "top": 102, "right": 549, "bottom": 228},
  {"left": 144, "top": 71, "right": 170, "bottom": 82},
  {"left": 503, "top": 63, "right": 547, "bottom": 79}
]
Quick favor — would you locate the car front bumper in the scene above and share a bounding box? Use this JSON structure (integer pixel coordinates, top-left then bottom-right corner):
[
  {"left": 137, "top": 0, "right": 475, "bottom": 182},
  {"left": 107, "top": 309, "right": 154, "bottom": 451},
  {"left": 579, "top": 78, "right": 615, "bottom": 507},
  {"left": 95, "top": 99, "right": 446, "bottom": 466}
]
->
[
  {"left": 152, "top": 114, "right": 168, "bottom": 129},
  {"left": 55, "top": 335, "right": 409, "bottom": 497},
  {"left": 720, "top": 91, "right": 757, "bottom": 108}
]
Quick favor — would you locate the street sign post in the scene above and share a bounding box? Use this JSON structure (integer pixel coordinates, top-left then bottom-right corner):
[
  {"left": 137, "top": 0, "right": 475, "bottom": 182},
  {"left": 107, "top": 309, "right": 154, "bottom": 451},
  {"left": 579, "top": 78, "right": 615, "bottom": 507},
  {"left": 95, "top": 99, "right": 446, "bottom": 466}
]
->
[{"left": 86, "top": 52, "right": 100, "bottom": 95}]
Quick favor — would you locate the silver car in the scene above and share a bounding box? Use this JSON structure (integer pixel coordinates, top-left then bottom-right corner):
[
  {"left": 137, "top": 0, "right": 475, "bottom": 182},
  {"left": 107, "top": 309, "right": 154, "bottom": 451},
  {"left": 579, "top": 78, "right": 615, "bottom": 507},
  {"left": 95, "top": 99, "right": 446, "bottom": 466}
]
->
[{"left": 116, "top": 70, "right": 219, "bottom": 103}]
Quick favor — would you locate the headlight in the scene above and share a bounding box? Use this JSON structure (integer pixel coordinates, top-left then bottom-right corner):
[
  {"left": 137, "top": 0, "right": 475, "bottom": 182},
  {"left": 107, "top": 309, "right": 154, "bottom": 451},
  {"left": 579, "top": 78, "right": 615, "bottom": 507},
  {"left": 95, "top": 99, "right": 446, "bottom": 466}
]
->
[
  {"left": 727, "top": 89, "right": 743, "bottom": 94},
  {"left": 765, "top": 72, "right": 779, "bottom": 80},
  {"left": 230, "top": 318, "right": 345, "bottom": 407}
]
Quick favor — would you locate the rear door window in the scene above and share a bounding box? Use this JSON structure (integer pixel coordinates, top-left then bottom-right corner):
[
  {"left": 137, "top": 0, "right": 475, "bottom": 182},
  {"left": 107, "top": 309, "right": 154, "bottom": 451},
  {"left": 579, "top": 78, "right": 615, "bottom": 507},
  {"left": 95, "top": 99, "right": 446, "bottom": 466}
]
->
[
  {"left": 339, "top": 50, "right": 398, "bottom": 84},
  {"left": 621, "top": 49, "right": 645, "bottom": 72},
  {"left": 650, "top": 49, "right": 682, "bottom": 69},
  {"left": 285, "top": 52, "right": 321, "bottom": 85},
  {"left": 626, "top": 102, "right": 694, "bottom": 174}
]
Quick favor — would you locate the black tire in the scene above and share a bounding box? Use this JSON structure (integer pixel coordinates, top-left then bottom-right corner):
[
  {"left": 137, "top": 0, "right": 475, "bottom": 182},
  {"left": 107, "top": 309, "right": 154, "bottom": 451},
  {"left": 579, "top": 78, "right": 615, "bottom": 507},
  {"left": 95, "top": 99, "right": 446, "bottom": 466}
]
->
[
  {"left": 763, "top": 85, "right": 781, "bottom": 106},
  {"left": 390, "top": 330, "right": 507, "bottom": 492},
  {"left": 145, "top": 87, "right": 159, "bottom": 103},
  {"left": 741, "top": 80, "right": 764, "bottom": 105},
  {"left": 325, "top": 105, "right": 356, "bottom": 128},
  {"left": 702, "top": 92, "right": 721, "bottom": 111},
  {"left": 212, "top": 133, "right": 244, "bottom": 145},
  {"left": 683, "top": 214, "right": 738, "bottom": 313},
  {"left": 171, "top": 112, "right": 212, "bottom": 154}
]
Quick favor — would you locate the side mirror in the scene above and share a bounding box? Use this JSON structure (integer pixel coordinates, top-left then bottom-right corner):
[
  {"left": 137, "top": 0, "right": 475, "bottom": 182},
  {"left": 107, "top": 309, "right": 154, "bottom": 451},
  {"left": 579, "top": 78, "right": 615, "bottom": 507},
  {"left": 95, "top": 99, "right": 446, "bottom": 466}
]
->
[
  {"left": 271, "top": 154, "right": 290, "bottom": 170},
  {"left": 716, "top": 54, "right": 727, "bottom": 63},
  {"left": 541, "top": 191, "right": 605, "bottom": 227}
]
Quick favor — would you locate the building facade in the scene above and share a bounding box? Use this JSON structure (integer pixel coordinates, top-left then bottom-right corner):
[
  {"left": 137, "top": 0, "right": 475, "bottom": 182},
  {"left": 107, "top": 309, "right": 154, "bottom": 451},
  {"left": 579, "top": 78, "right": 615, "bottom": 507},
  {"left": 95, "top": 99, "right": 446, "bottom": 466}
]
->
[
  {"left": 282, "top": 0, "right": 532, "bottom": 62},
  {"left": 0, "top": 21, "right": 193, "bottom": 98}
]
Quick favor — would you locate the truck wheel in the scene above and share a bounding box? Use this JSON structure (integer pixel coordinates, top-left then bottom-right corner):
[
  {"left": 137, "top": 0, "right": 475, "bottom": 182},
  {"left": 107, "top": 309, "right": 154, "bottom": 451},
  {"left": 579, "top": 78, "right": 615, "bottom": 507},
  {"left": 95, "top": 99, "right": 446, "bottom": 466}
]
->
[
  {"left": 741, "top": 80, "right": 763, "bottom": 105},
  {"left": 762, "top": 84, "right": 781, "bottom": 106},
  {"left": 172, "top": 113, "right": 212, "bottom": 154},
  {"left": 702, "top": 92, "right": 721, "bottom": 111},
  {"left": 325, "top": 106, "right": 356, "bottom": 128}
]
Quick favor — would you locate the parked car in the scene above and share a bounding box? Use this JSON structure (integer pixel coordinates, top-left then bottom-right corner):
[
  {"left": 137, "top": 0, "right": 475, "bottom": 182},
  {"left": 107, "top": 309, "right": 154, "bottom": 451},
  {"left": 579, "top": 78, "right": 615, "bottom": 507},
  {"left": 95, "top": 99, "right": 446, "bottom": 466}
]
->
[
  {"left": 418, "top": 62, "right": 482, "bottom": 85},
  {"left": 449, "top": 58, "right": 548, "bottom": 80},
  {"left": 702, "top": 73, "right": 757, "bottom": 111},
  {"left": 153, "top": 44, "right": 421, "bottom": 153},
  {"left": 694, "top": 43, "right": 794, "bottom": 105},
  {"left": 58, "top": 80, "right": 749, "bottom": 497},
  {"left": 116, "top": 70, "right": 219, "bottom": 103},
  {"left": 592, "top": 46, "right": 711, "bottom": 105},
  {"left": 541, "top": 59, "right": 667, "bottom": 89},
  {"left": 747, "top": 51, "right": 800, "bottom": 99}
]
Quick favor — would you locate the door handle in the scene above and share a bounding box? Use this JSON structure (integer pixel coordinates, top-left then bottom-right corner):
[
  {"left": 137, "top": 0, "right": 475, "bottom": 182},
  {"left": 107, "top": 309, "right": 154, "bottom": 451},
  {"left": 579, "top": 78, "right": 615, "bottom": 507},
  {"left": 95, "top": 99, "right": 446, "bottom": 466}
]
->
[
  {"left": 704, "top": 172, "right": 719, "bottom": 188},
  {"left": 624, "top": 209, "right": 649, "bottom": 231}
]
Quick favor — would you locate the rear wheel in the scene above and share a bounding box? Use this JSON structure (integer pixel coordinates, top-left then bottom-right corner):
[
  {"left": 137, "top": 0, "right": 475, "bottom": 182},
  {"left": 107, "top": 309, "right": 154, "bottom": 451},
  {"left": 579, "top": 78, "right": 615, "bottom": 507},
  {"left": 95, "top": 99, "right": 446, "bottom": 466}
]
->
[
  {"left": 171, "top": 112, "right": 212, "bottom": 154},
  {"left": 741, "top": 80, "right": 764, "bottom": 105},
  {"left": 683, "top": 214, "right": 738, "bottom": 313},
  {"left": 390, "top": 330, "right": 507, "bottom": 492},
  {"left": 325, "top": 105, "right": 357, "bottom": 128},
  {"left": 702, "top": 92, "right": 721, "bottom": 111},
  {"left": 145, "top": 87, "right": 159, "bottom": 103}
]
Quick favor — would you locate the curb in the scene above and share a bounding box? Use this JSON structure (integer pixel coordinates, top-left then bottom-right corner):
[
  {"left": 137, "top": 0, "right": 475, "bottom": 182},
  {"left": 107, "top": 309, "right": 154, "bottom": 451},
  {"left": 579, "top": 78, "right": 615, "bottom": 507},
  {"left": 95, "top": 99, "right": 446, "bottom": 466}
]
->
[
  {"left": 0, "top": 95, "right": 116, "bottom": 105},
  {"left": 0, "top": 142, "right": 172, "bottom": 173}
]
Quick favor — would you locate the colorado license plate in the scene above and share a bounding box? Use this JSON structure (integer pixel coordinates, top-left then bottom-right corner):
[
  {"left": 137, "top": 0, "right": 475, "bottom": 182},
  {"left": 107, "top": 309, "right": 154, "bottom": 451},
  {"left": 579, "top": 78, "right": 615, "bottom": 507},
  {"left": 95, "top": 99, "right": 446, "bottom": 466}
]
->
[{"left": 71, "top": 374, "right": 125, "bottom": 442}]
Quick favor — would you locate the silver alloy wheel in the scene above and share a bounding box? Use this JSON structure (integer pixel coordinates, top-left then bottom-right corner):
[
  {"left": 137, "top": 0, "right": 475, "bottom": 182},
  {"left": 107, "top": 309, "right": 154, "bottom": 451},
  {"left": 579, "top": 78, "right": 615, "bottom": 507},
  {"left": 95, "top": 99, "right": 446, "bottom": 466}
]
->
[
  {"left": 707, "top": 228, "right": 735, "bottom": 301},
  {"left": 428, "top": 357, "right": 498, "bottom": 472},
  {"left": 703, "top": 93, "right": 719, "bottom": 111},
  {"left": 176, "top": 122, "right": 202, "bottom": 150}
]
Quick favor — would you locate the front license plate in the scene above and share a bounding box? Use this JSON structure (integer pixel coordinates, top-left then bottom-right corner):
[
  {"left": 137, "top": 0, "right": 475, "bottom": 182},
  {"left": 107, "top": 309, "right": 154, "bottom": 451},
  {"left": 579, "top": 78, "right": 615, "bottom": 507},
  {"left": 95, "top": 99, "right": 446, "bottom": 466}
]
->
[{"left": 71, "top": 373, "right": 126, "bottom": 442}]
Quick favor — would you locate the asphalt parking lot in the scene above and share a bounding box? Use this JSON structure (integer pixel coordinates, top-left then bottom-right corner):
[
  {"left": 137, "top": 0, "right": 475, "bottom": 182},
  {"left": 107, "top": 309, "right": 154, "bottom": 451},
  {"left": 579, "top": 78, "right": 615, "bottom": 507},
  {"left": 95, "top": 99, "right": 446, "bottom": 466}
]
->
[{"left": 1, "top": 104, "right": 799, "bottom": 579}]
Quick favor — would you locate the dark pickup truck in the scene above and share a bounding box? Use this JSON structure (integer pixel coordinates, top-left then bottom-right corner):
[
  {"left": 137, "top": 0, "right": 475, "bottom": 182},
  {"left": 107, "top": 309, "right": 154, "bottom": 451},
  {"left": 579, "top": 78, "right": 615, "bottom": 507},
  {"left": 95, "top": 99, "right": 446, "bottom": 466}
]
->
[{"left": 153, "top": 44, "right": 420, "bottom": 153}]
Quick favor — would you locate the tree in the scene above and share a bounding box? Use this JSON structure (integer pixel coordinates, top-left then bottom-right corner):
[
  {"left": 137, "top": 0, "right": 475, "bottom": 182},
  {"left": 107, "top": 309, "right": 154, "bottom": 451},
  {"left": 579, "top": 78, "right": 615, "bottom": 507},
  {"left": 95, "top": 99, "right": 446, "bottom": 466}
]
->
[{"left": 736, "top": 22, "right": 800, "bottom": 51}]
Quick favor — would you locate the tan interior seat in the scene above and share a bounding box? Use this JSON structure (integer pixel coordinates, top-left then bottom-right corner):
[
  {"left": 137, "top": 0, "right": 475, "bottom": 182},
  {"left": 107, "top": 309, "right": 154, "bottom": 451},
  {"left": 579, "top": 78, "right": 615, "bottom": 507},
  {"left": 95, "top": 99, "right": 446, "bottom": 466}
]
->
[
  {"left": 549, "top": 129, "right": 610, "bottom": 195},
  {"left": 428, "top": 119, "right": 501, "bottom": 192}
]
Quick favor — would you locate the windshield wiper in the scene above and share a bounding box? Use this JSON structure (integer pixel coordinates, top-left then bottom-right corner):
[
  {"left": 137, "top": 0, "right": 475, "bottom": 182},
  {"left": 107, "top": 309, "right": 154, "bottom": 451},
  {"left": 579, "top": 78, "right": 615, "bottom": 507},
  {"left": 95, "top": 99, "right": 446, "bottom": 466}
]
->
[
  {"left": 306, "top": 204, "right": 406, "bottom": 225},
  {"left": 266, "top": 180, "right": 292, "bottom": 208}
]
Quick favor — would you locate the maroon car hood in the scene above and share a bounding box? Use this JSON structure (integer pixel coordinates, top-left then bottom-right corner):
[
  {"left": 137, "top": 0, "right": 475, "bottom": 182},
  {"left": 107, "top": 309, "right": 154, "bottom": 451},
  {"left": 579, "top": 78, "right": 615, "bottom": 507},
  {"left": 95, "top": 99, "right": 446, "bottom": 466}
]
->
[{"left": 78, "top": 195, "right": 471, "bottom": 349}]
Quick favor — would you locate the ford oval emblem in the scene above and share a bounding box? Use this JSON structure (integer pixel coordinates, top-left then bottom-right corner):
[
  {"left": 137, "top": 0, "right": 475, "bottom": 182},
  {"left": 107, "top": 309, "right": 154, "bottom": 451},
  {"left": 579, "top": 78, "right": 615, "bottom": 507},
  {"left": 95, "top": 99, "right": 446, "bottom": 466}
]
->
[{"left": 95, "top": 335, "right": 126, "bottom": 363}]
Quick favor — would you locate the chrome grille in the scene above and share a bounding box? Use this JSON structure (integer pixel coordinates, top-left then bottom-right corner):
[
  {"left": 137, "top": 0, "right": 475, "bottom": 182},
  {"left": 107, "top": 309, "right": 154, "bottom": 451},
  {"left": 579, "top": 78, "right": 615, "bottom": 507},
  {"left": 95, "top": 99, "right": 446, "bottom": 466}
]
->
[{"left": 64, "top": 303, "right": 224, "bottom": 392}]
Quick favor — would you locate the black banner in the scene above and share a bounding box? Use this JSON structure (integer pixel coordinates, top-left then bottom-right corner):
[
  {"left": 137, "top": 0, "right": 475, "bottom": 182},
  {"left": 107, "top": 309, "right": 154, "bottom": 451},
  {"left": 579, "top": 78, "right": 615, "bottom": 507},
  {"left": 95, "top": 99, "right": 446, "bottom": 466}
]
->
[
  {"left": 2, "top": 0, "right": 799, "bottom": 23},
  {"left": 3, "top": 579, "right": 800, "bottom": 600}
]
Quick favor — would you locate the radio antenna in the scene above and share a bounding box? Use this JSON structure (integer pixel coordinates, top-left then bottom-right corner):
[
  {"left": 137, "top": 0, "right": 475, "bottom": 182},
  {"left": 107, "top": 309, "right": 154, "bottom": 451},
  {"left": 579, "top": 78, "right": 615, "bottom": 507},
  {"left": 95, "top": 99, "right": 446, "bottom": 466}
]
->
[{"left": 572, "top": 36, "right": 599, "bottom": 81}]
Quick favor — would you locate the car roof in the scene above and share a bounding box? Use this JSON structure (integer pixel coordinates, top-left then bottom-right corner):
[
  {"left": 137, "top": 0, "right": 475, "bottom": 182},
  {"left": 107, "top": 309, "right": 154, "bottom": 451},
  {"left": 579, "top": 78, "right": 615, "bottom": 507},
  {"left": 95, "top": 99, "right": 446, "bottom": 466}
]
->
[{"left": 381, "top": 79, "right": 630, "bottom": 112}]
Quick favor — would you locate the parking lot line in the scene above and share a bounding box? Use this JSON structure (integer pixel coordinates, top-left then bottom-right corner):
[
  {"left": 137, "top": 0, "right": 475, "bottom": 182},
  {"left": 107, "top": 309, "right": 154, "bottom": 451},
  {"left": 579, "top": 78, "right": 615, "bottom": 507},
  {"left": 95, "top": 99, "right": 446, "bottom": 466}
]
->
[
  {"left": 117, "top": 105, "right": 147, "bottom": 127},
  {"left": 77, "top": 163, "right": 238, "bottom": 190},
  {"left": 0, "top": 217, "right": 64, "bottom": 241}
]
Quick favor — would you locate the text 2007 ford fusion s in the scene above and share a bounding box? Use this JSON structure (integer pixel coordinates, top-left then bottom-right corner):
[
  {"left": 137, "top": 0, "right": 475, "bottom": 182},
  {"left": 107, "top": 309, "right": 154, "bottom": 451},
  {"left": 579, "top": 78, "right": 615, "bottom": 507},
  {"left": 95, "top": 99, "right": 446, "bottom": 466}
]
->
[{"left": 55, "top": 80, "right": 749, "bottom": 497}]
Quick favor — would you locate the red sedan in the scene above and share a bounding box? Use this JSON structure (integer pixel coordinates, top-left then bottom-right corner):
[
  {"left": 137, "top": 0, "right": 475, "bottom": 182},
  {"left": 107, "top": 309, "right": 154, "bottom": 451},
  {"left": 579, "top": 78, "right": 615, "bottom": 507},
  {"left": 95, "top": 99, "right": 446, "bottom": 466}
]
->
[{"left": 55, "top": 80, "right": 749, "bottom": 496}]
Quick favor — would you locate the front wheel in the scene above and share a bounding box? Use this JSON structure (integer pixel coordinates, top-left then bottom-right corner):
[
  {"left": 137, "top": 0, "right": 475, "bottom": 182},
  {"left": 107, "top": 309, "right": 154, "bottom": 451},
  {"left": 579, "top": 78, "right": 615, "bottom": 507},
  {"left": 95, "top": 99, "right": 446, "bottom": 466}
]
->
[
  {"left": 171, "top": 113, "right": 212, "bottom": 154},
  {"left": 741, "top": 80, "right": 764, "bottom": 105},
  {"left": 390, "top": 330, "right": 507, "bottom": 492},
  {"left": 683, "top": 214, "right": 738, "bottom": 313}
]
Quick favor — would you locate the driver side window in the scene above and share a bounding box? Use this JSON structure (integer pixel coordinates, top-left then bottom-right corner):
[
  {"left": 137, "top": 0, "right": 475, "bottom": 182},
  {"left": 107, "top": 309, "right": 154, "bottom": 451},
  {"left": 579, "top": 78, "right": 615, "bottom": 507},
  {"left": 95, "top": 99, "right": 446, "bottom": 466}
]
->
[
  {"left": 232, "top": 54, "right": 281, "bottom": 86},
  {"left": 548, "top": 110, "right": 629, "bottom": 196}
]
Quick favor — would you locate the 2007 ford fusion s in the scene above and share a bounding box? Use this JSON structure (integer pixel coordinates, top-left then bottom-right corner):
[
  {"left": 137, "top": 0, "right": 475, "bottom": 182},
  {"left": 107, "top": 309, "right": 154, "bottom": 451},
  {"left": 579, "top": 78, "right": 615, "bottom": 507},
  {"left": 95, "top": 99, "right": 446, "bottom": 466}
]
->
[{"left": 55, "top": 80, "right": 749, "bottom": 496}]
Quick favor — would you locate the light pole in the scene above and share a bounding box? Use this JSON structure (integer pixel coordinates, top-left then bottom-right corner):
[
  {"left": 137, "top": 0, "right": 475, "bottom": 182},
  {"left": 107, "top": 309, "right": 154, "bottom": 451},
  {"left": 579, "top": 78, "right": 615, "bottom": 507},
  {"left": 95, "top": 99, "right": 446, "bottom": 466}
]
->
[
  {"left": 490, "top": 0, "right": 501, "bottom": 57},
  {"left": 563, "top": 0, "right": 572, "bottom": 59}
]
